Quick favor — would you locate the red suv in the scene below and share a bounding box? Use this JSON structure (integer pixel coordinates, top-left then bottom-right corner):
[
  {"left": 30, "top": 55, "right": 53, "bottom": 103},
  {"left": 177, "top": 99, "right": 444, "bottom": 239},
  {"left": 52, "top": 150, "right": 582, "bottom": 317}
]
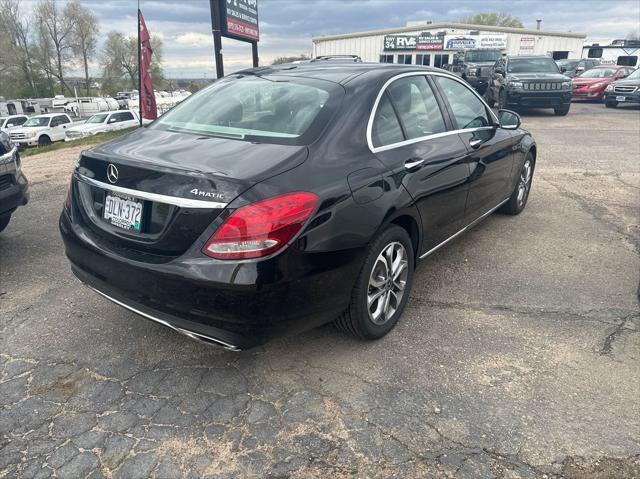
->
[{"left": 571, "top": 65, "right": 635, "bottom": 100}]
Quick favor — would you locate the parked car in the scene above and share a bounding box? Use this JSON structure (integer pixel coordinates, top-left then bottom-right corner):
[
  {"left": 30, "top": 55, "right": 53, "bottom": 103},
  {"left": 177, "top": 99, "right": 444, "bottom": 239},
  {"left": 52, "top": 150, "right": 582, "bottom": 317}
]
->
[
  {"left": 0, "top": 115, "right": 29, "bottom": 132},
  {"left": 65, "top": 97, "right": 120, "bottom": 116},
  {"left": 556, "top": 58, "right": 600, "bottom": 78},
  {"left": 65, "top": 110, "right": 140, "bottom": 141},
  {"left": 59, "top": 63, "right": 537, "bottom": 350},
  {"left": 571, "top": 65, "right": 634, "bottom": 101},
  {"left": 486, "top": 55, "right": 573, "bottom": 115},
  {"left": 0, "top": 130, "right": 29, "bottom": 233},
  {"left": 446, "top": 49, "right": 503, "bottom": 94},
  {"left": 604, "top": 67, "right": 640, "bottom": 107},
  {"left": 9, "top": 113, "right": 73, "bottom": 148}
]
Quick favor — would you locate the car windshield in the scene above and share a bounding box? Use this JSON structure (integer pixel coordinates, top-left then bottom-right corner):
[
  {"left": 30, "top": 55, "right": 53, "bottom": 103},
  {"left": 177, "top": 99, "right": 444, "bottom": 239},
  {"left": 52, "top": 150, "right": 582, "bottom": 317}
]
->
[
  {"left": 465, "top": 50, "right": 502, "bottom": 62},
  {"left": 626, "top": 68, "right": 640, "bottom": 79},
  {"left": 86, "top": 114, "right": 108, "bottom": 124},
  {"left": 152, "top": 74, "right": 337, "bottom": 144},
  {"left": 508, "top": 58, "right": 560, "bottom": 73},
  {"left": 578, "top": 68, "right": 616, "bottom": 78},
  {"left": 23, "top": 117, "right": 50, "bottom": 127},
  {"left": 557, "top": 60, "right": 579, "bottom": 69}
]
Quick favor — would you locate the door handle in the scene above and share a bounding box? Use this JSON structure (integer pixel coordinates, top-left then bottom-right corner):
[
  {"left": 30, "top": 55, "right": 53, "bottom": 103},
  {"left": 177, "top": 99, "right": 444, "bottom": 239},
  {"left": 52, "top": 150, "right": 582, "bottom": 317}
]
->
[
  {"left": 404, "top": 158, "right": 425, "bottom": 170},
  {"left": 469, "top": 138, "right": 483, "bottom": 148}
]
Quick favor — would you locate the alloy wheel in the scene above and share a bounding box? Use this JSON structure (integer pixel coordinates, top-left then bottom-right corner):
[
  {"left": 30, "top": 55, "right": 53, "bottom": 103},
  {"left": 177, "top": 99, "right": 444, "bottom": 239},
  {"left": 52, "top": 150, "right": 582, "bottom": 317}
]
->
[
  {"left": 367, "top": 242, "right": 408, "bottom": 325},
  {"left": 517, "top": 159, "right": 532, "bottom": 208}
]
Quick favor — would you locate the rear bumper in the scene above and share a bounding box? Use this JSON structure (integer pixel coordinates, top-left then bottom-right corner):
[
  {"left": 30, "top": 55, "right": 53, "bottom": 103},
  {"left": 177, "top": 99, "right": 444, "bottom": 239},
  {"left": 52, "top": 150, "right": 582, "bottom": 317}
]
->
[
  {"left": 0, "top": 149, "right": 29, "bottom": 217},
  {"left": 507, "top": 90, "right": 572, "bottom": 108},
  {"left": 59, "top": 210, "right": 364, "bottom": 349}
]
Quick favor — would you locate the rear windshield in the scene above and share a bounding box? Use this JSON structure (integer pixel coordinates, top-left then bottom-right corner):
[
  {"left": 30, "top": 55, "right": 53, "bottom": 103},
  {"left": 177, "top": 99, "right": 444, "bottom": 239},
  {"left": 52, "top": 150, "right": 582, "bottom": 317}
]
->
[
  {"left": 578, "top": 68, "right": 616, "bottom": 78},
  {"left": 465, "top": 50, "right": 502, "bottom": 62},
  {"left": 508, "top": 58, "right": 560, "bottom": 74},
  {"left": 152, "top": 74, "right": 343, "bottom": 145}
]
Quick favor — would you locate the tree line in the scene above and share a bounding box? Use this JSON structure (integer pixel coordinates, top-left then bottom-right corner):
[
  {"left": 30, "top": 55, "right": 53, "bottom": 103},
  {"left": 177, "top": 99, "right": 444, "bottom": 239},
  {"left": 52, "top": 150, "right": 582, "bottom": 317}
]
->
[{"left": 0, "top": 0, "right": 165, "bottom": 100}]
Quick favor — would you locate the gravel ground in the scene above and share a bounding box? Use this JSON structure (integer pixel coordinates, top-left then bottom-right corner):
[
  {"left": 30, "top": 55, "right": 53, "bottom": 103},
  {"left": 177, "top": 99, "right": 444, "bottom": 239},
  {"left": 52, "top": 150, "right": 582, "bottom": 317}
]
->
[{"left": 1, "top": 102, "right": 639, "bottom": 478}]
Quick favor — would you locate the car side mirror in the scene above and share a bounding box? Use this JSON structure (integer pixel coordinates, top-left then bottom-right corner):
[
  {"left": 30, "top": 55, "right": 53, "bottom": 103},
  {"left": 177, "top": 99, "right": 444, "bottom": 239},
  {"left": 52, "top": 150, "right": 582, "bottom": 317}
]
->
[
  {"left": 498, "top": 109, "right": 521, "bottom": 130},
  {"left": 560, "top": 66, "right": 567, "bottom": 73},
  {"left": 108, "top": 118, "right": 117, "bottom": 124}
]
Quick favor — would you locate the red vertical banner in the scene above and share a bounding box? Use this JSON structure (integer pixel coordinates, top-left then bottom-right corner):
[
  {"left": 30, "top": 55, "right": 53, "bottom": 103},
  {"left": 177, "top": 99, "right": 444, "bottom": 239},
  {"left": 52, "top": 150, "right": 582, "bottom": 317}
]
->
[{"left": 139, "top": 10, "right": 157, "bottom": 120}]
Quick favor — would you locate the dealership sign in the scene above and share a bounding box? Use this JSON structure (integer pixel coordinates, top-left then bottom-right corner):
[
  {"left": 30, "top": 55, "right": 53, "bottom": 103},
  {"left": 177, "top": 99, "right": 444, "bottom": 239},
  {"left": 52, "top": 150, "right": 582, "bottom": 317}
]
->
[
  {"left": 519, "top": 36, "right": 536, "bottom": 53},
  {"left": 220, "top": 0, "right": 259, "bottom": 42},
  {"left": 384, "top": 33, "right": 444, "bottom": 51},
  {"left": 444, "top": 33, "right": 507, "bottom": 50}
]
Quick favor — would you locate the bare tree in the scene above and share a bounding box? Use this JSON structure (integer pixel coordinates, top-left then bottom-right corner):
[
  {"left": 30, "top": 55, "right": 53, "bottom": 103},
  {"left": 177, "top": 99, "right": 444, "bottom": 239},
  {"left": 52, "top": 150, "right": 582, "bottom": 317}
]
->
[
  {"left": 0, "top": 0, "right": 38, "bottom": 96},
  {"left": 35, "top": 0, "right": 75, "bottom": 95},
  {"left": 66, "top": 1, "right": 98, "bottom": 95}
]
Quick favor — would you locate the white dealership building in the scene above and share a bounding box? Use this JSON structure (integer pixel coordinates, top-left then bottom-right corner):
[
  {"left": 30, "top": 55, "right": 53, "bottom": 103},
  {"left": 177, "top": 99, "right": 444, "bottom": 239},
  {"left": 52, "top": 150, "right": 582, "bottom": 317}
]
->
[{"left": 312, "top": 22, "right": 586, "bottom": 68}]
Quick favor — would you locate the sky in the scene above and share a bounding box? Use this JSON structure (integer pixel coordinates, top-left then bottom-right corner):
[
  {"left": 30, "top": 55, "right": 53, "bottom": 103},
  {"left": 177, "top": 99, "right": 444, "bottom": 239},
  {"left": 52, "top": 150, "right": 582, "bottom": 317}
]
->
[{"left": 20, "top": 0, "right": 640, "bottom": 78}]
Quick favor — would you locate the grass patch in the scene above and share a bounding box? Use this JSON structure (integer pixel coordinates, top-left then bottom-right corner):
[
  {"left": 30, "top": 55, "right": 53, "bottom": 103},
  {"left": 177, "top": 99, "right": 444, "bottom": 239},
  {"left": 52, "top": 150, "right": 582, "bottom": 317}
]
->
[{"left": 20, "top": 127, "right": 139, "bottom": 157}]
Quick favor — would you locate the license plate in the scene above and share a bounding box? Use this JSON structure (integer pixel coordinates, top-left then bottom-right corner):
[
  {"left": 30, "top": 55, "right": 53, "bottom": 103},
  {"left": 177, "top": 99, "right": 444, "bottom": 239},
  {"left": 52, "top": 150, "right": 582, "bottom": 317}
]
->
[
  {"left": 104, "top": 194, "right": 143, "bottom": 232},
  {"left": 616, "top": 96, "right": 626, "bottom": 102}
]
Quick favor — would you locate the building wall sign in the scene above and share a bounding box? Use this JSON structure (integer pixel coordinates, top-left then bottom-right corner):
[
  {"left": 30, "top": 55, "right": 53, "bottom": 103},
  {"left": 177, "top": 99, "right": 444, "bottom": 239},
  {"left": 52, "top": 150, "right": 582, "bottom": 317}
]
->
[
  {"left": 519, "top": 36, "right": 537, "bottom": 53},
  {"left": 444, "top": 33, "right": 507, "bottom": 50},
  {"left": 384, "top": 33, "right": 444, "bottom": 51}
]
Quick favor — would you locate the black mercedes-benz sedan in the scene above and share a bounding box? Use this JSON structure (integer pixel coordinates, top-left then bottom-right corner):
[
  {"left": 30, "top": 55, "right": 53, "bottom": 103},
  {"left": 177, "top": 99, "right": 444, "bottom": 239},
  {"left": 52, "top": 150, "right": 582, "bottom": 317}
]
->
[{"left": 59, "top": 62, "right": 536, "bottom": 350}]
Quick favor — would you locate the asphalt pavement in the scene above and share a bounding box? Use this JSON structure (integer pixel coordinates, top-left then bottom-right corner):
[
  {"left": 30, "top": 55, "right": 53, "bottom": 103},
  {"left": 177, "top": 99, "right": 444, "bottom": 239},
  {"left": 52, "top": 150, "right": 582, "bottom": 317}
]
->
[{"left": 1, "top": 101, "right": 639, "bottom": 478}]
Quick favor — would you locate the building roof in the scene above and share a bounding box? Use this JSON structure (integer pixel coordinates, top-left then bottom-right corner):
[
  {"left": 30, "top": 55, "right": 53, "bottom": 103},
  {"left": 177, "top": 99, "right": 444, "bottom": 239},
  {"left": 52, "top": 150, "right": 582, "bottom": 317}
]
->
[{"left": 312, "top": 22, "right": 586, "bottom": 42}]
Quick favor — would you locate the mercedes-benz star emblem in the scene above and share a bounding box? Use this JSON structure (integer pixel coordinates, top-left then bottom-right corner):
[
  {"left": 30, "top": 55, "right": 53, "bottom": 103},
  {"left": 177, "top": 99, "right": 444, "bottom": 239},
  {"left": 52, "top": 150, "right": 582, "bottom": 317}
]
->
[{"left": 107, "top": 164, "right": 118, "bottom": 184}]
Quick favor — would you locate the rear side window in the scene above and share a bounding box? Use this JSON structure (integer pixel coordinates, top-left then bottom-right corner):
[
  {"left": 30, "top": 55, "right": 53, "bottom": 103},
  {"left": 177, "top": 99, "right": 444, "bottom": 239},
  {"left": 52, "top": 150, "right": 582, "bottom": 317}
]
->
[
  {"left": 371, "top": 94, "right": 404, "bottom": 148},
  {"left": 435, "top": 77, "right": 490, "bottom": 129},
  {"left": 387, "top": 76, "right": 446, "bottom": 139}
]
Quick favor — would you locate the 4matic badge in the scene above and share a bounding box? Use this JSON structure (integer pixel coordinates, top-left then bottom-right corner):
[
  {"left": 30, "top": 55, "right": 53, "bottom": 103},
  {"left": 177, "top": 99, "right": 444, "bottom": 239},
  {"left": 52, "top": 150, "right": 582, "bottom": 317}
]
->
[{"left": 190, "top": 188, "right": 225, "bottom": 200}]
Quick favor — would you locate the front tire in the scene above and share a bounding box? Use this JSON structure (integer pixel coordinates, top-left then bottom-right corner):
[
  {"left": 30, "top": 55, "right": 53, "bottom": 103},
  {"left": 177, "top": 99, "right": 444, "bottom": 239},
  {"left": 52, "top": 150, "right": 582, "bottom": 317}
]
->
[
  {"left": 0, "top": 214, "right": 11, "bottom": 233},
  {"left": 605, "top": 100, "right": 618, "bottom": 108},
  {"left": 38, "top": 135, "right": 51, "bottom": 147},
  {"left": 335, "top": 226, "right": 415, "bottom": 340},
  {"left": 554, "top": 105, "right": 570, "bottom": 116},
  {"left": 501, "top": 153, "right": 534, "bottom": 215}
]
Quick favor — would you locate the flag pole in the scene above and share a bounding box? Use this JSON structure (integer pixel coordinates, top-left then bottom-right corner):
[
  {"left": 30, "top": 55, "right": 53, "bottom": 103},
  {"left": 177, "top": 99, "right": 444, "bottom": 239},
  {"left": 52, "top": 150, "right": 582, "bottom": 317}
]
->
[{"left": 137, "top": 0, "right": 142, "bottom": 126}]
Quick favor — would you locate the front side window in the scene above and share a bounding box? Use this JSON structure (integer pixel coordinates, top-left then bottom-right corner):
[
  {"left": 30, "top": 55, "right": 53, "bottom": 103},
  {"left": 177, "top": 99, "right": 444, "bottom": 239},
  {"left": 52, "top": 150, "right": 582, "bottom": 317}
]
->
[
  {"left": 23, "top": 117, "right": 50, "bottom": 127},
  {"left": 436, "top": 77, "right": 490, "bottom": 129},
  {"left": 57, "top": 115, "right": 70, "bottom": 125},
  {"left": 87, "top": 114, "right": 108, "bottom": 124},
  {"left": 152, "top": 75, "right": 338, "bottom": 145},
  {"left": 387, "top": 76, "right": 446, "bottom": 139}
]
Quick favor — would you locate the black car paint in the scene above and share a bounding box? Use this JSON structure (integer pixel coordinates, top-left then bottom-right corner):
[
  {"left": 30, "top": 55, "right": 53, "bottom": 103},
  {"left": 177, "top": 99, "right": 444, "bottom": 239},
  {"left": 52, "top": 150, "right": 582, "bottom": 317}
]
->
[
  {"left": 488, "top": 56, "right": 572, "bottom": 110},
  {"left": 59, "top": 63, "right": 536, "bottom": 349},
  {"left": 0, "top": 131, "right": 29, "bottom": 223},
  {"left": 604, "top": 75, "right": 640, "bottom": 106}
]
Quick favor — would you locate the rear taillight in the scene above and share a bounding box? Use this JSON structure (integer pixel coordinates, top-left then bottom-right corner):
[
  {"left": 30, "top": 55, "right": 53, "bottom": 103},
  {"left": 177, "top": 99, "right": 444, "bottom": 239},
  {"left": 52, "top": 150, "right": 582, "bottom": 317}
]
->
[{"left": 202, "top": 192, "right": 319, "bottom": 260}]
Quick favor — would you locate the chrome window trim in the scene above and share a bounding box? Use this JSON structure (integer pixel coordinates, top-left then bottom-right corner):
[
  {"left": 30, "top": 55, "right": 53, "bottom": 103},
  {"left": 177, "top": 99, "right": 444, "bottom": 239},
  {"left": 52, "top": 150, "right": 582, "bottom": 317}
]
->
[
  {"left": 366, "top": 70, "right": 499, "bottom": 154},
  {"left": 419, "top": 197, "right": 509, "bottom": 259},
  {"left": 77, "top": 174, "right": 228, "bottom": 209}
]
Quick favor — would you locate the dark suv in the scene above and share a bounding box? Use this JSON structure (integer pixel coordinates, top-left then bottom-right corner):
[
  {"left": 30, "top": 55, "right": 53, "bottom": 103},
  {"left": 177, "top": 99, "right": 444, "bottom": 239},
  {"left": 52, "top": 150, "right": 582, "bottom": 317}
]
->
[
  {"left": 0, "top": 130, "right": 29, "bottom": 233},
  {"left": 446, "top": 49, "right": 503, "bottom": 95},
  {"left": 486, "top": 55, "right": 573, "bottom": 115}
]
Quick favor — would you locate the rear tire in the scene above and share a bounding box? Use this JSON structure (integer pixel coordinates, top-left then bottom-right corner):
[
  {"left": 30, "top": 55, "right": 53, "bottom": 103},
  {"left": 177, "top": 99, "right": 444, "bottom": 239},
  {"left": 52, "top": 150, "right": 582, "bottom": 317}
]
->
[
  {"left": 335, "top": 225, "right": 415, "bottom": 340},
  {"left": 38, "top": 135, "right": 51, "bottom": 147},
  {"left": 0, "top": 214, "right": 11, "bottom": 233},
  {"left": 554, "top": 105, "right": 570, "bottom": 116},
  {"left": 500, "top": 152, "right": 534, "bottom": 215},
  {"left": 605, "top": 101, "right": 618, "bottom": 108}
]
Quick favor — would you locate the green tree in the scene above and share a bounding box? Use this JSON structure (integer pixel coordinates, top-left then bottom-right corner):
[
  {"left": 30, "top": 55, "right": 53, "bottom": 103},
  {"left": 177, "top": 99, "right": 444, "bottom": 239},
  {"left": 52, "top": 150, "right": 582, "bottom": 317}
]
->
[
  {"left": 66, "top": 1, "right": 99, "bottom": 95},
  {"left": 460, "top": 12, "right": 524, "bottom": 28}
]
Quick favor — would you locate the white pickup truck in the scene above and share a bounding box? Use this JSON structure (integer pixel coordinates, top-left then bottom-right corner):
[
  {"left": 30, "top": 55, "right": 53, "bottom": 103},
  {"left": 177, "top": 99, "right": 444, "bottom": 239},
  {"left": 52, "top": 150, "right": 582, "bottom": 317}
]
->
[
  {"left": 9, "top": 113, "right": 73, "bottom": 148},
  {"left": 65, "top": 110, "right": 139, "bottom": 141},
  {"left": 0, "top": 115, "right": 29, "bottom": 132}
]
